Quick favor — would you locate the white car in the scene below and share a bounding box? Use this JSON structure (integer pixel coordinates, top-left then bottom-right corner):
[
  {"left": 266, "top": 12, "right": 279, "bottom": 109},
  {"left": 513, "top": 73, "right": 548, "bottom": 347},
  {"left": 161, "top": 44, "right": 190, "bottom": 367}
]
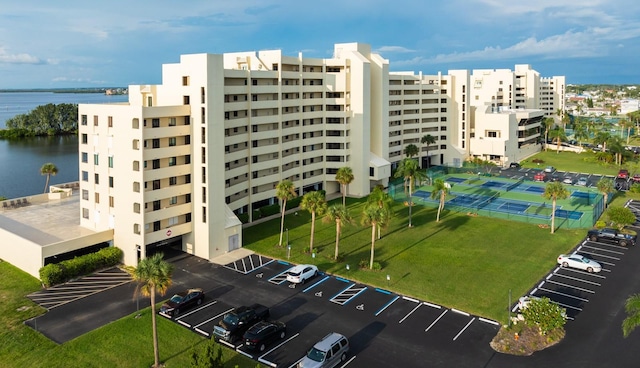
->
[
  {"left": 562, "top": 177, "right": 573, "bottom": 185},
  {"left": 286, "top": 264, "right": 318, "bottom": 284},
  {"left": 576, "top": 177, "right": 588, "bottom": 186},
  {"left": 544, "top": 166, "right": 555, "bottom": 173},
  {"left": 557, "top": 254, "right": 602, "bottom": 273}
]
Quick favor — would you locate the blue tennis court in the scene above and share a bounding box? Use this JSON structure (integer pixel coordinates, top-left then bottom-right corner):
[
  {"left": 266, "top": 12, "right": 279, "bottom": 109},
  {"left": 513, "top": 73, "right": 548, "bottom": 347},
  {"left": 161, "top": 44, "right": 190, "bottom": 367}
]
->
[
  {"left": 571, "top": 191, "right": 598, "bottom": 201},
  {"left": 446, "top": 177, "right": 466, "bottom": 184}
]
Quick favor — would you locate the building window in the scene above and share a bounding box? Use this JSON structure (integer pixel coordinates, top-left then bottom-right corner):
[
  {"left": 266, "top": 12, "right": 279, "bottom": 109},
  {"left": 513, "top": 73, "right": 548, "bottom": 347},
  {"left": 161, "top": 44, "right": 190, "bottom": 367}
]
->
[
  {"left": 186, "top": 213, "right": 192, "bottom": 223},
  {"left": 152, "top": 119, "right": 160, "bottom": 128},
  {"left": 182, "top": 76, "right": 189, "bottom": 86},
  {"left": 109, "top": 196, "right": 114, "bottom": 207},
  {"left": 202, "top": 207, "right": 206, "bottom": 223},
  {"left": 152, "top": 159, "right": 160, "bottom": 169},
  {"left": 183, "top": 96, "right": 190, "bottom": 105},
  {"left": 133, "top": 203, "right": 140, "bottom": 213},
  {"left": 81, "top": 115, "right": 87, "bottom": 126},
  {"left": 82, "top": 208, "right": 89, "bottom": 219},
  {"left": 94, "top": 153, "right": 99, "bottom": 165},
  {"left": 185, "top": 193, "right": 191, "bottom": 203},
  {"left": 202, "top": 187, "right": 206, "bottom": 203},
  {"left": 169, "top": 117, "right": 177, "bottom": 126},
  {"left": 202, "top": 167, "right": 206, "bottom": 183},
  {"left": 170, "top": 196, "right": 178, "bottom": 205},
  {"left": 82, "top": 189, "right": 89, "bottom": 200},
  {"left": 153, "top": 221, "right": 161, "bottom": 231},
  {"left": 169, "top": 157, "right": 177, "bottom": 166},
  {"left": 152, "top": 139, "right": 160, "bottom": 148},
  {"left": 153, "top": 200, "right": 161, "bottom": 211},
  {"left": 169, "top": 137, "right": 176, "bottom": 146},
  {"left": 94, "top": 173, "right": 99, "bottom": 184},
  {"left": 132, "top": 119, "right": 139, "bottom": 129},
  {"left": 487, "top": 131, "right": 498, "bottom": 138},
  {"left": 108, "top": 156, "right": 113, "bottom": 168},
  {"left": 82, "top": 134, "right": 88, "bottom": 144},
  {"left": 82, "top": 171, "right": 88, "bottom": 181},
  {"left": 133, "top": 161, "right": 140, "bottom": 171},
  {"left": 440, "top": 145, "right": 446, "bottom": 150},
  {"left": 134, "top": 223, "right": 140, "bottom": 234},
  {"left": 133, "top": 182, "right": 140, "bottom": 192},
  {"left": 93, "top": 115, "right": 99, "bottom": 126},
  {"left": 81, "top": 152, "right": 88, "bottom": 163},
  {"left": 108, "top": 116, "right": 113, "bottom": 127},
  {"left": 201, "top": 147, "right": 206, "bottom": 163},
  {"left": 169, "top": 177, "right": 177, "bottom": 186},
  {"left": 153, "top": 180, "right": 160, "bottom": 190},
  {"left": 95, "top": 192, "right": 100, "bottom": 203},
  {"left": 109, "top": 176, "right": 114, "bottom": 188}
]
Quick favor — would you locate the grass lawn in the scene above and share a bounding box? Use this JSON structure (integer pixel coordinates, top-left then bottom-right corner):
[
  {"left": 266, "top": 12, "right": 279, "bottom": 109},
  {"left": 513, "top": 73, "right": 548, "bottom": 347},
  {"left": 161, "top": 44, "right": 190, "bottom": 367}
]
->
[
  {"left": 244, "top": 197, "right": 586, "bottom": 324},
  {"left": 0, "top": 261, "right": 259, "bottom": 368},
  {"left": 520, "top": 150, "right": 639, "bottom": 176}
]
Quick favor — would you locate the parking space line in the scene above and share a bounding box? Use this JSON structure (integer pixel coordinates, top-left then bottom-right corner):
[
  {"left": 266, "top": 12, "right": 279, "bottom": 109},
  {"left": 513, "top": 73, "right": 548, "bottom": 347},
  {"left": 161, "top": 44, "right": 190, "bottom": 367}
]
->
[
  {"left": 453, "top": 318, "right": 475, "bottom": 341},
  {"left": 577, "top": 249, "right": 620, "bottom": 261},
  {"left": 375, "top": 296, "right": 400, "bottom": 316},
  {"left": 423, "top": 301, "right": 442, "bottom": 309},
  {"left": 552, "top": 273, "right": 601, "bottom": 286},
  {"left": 581, "top": 244, "right": 626, "bottom": 255},
  {"left": 257, "top": 333, "right": 300, "bottom": 367},
  {"left": 399, "top": 302, "right": 422, "bottom": 324},
  {"left": 341, "top": 356, "right": 357, "bottom": 366},
  {"left": 302, "top": 275, "right": 330, "bottom": 292},
  {"left": 193, "top": 307, "right": 234, "bottom": 329},
  {"left": 176, "top": 300, "right": 218, "bottom": 320},
  {"left": 539, "top": 287, "right": 589, "bottom": 302},
  {"left": 268, "top": 267, "right": 293, "bottom": 285},
  {"left": 425, "top": 310, "right": 447, "bottom": 331},
  {"left": 584, "top": 241, "right": 628, "bottom": 251},
  {"left": 559, "top": 267, "right": 607, "bottom": 279},
  {"left": 545, "top": 279, "right": 595, "bottom": 293},
  {"left": 479, "top": 317, "right": 500, "bottom": 326},
  {"left": 330, "top": 284, "right": 367, "bottom": 305},
  {"left": 451, "top": 308, "right": 470, "bottom": 316}
]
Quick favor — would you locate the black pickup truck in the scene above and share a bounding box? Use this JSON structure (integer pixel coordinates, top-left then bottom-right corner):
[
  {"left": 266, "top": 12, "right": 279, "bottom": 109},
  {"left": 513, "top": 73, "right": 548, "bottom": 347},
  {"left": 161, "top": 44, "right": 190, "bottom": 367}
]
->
[
  {"left": 587, "top": 228, "right": 636, "bottom": 246},
  {"left": 212, "top": 304, "right": 270, "bottom": 343}
]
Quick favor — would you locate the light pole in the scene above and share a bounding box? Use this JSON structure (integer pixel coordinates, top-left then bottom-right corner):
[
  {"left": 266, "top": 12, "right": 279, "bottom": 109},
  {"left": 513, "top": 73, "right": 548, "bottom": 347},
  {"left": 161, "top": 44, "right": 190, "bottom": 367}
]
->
[{"left": 286, "top": 228, "right": 290, "bottom": 260}]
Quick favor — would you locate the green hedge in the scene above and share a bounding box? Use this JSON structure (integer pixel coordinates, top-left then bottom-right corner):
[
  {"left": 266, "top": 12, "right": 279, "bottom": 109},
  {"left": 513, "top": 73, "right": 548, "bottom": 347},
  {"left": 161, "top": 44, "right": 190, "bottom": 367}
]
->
[{"left": 39, "top": 247, "right": 123, "bottom": 287}]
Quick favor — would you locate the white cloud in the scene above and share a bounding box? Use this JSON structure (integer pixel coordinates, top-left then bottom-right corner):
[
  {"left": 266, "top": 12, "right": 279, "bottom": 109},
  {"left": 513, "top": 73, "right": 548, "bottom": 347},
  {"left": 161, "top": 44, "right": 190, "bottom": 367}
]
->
[
  {"left": 0, "top": 47, "right": 42, "bottom": 64},
  {"left": 375, "top": 46, "right": 415, "bottom": 53}
]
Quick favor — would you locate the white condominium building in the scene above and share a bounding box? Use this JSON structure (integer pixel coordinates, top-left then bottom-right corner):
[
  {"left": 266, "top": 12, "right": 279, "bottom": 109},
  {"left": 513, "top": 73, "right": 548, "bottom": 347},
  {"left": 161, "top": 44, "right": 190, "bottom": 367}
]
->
[{"left": 78, "top": 43, "right": 564, "bottom": 267}]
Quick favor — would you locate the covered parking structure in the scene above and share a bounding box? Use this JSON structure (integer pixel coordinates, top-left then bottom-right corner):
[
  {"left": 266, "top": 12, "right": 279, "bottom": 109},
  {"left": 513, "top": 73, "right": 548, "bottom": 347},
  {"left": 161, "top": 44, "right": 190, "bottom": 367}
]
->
[{"left": 0, "top": 191, "right": 113, "bottom": 279}]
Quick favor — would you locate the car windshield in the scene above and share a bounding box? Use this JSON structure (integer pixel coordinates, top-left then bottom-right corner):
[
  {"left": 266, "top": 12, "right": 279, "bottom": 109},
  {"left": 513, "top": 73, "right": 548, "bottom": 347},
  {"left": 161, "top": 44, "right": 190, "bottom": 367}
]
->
[
  {"left": 223, "top": 314, "right": 239, "bottom": 326},
  {"left": 169, "top": 294, "right": 184, "bottom": 303},
  {"left": 306, "top": 347, "right": 326, "bottom": 362},
  {"left": 288, "top": 271, "right": 301, "bottom": 277}
]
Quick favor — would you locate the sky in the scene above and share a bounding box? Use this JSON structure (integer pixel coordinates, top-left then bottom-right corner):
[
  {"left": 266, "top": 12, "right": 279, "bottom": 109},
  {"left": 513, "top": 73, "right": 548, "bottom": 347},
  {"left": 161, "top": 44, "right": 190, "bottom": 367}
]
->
[{"left": 1, "top": 0, "right": 639, "bottom": 89}]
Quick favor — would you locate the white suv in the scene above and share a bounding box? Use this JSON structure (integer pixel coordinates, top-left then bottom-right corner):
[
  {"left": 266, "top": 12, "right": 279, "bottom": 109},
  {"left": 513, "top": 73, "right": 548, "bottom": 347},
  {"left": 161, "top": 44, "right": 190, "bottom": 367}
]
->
[{"left": 298, "top": 332, "right": 349, "bottom": 368}]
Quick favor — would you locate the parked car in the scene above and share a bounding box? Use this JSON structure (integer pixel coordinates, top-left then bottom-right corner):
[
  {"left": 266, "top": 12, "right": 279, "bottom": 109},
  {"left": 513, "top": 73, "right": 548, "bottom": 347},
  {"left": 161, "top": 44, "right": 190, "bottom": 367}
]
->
[
  {"left": 587, "top": 228, "right": 636, "bottom": 246},
  {"left": 213, "top": 304, "right": 270, "bottom": 343},
  {"left": 557, "top": 254, "right": 602, "bottom": 273},
  {"left": 544, "top": 166, "right": 555, "bottom": 173},
  {"left": 576, "top": 177, "right": 588, "bottom": 186},
  {"left": 562, "top": 177, "right": 573, "bottom": 185},
  {"left": 298, "top": 332, "right": 349, "bottom": 368},
  {"left": 243, "top": 320, "right": 287, "bottom": 352},
  {"left": 617, "top": 169, "right": 630, "bottom": 179},
  {"left": 533, "top": 172, "right": 546, "bottom": 182},
  {"left": 286, "top": 264, "right": 319, "bottom": 284},
  {"left": 633, "top": 174, "right": 640, "bottom": 183},
  {"left": 550, "top": 172, "right": 561, "bottom": 182},
  {"left": 160, "top": 288, "right": 205, "bottom": 317},
  {"left": 509, "top": 162, "right": 521, "bottom": 169}
]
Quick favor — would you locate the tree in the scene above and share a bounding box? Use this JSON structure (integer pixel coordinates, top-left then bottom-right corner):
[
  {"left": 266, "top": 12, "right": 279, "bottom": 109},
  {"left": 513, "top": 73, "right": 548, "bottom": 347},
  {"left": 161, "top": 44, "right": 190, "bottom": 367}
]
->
[
  {"left": 593, "top": 131, "right": 611, "bottom": 152},
  {"left": 421, "top": 134, "right": 436, "bottom": 168},
  {"left": 548, "top": 127, "right": 566, "bottom": 154},
  {"left": 596, "top": 178, "right": 614, "bottom": 209},
  {"left": 300, "top": 191, "right": 327, "bottom": 253},
  {"left": 573, "top": 118, "right": 589, "bottom": 147},
  {"left": 323, "top": 205, "right": 352, "bottom": 260},
  {"left": 541, "top": 117, "right": 554, "bottom": 151},
  {"left": 125, "top": 253, "right": 174, "bottom": 368},
  {"left": 623, "top": 294, "right": 640, "bottom": 338},
  {"left": 521, "top": 297, "right": 567, "bottom": 335},
  {"left": 276, "top": 180, "right": 297, "bottom": 247},
  {"left": 404, "top": 144, "right": 419, "bottom": 158},
  {"left": 606, "top": 206, "right": 636, "bottom": 230},
  {"left": 542, "top": 182, "right": 570, "bottom": 234},
  {"left": 608, "top": 136, "right": 626, "bottom": 166},
  {"left": 190, "top": 339, "right": 224, "bottom": 368},
  {"left": 367, "top": 185, "right": 393, "bottom": 239},
  {"left": 393, "top": 158, "right": 426, "bottom": 227},
  {"left": 40, "top": 162, "right": 58, "bottom": 193},
  {"left": 361, "top": 202, "right": 390, "bottom": 269},
  {"left": 335, "top": 167, "right": 354, "bottom": 207},
  {"left": 619, "top": 118, "right": 634, "bottom": 145},
  {"left": 430, "top": 178, "right": 450, "bottom": 222}
]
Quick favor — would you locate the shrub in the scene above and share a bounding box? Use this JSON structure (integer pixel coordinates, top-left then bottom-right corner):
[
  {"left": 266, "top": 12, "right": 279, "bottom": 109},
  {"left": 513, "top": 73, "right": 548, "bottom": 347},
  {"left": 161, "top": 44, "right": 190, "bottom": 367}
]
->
[
  {"left": 606, "top": 206, "right": 636, "bottom": 230},
  {"left": 521, "top": 297, "right": 566, "bottom": 335},
  {"left": 39, "top": 246, "right": 123, "bottom": 287},
  {"left": 595, "top": 220, "right": 606, "bottom": 229},
  {"left": 286, "top": 196, "right": 302, "bottom": 210},
  {"left": 532, "top": 159, "right": 545, "bottom": 164}
]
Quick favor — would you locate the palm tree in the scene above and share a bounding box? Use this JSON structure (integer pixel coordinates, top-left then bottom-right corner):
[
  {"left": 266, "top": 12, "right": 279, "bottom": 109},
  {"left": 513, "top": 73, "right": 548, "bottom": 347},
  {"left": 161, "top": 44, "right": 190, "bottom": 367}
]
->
[
  {"left": 608, "top": 136, "right": 626, "bottom": 166},
  {"left": 593, "top": 131, "right": 611, "bottom": 153},
  {"left": 623, "top": 294, "right": 640, "bottom": 337},
  {"left": 125, "top": 253, "right": 174, "bottom": 368},
  {"left": 361, "top": 202, "right": 390, "bottom": 269},
  {"left": 596, "top": 178, "right": 614, "bottom": 209},
  {"left": 335, "top": 167, "right": 354, "bottom": 207},
  {"left": 367, "top": 185, "right": 393, "bottom": 239},
  {"left": 393, "top": 158, "right": 426, "bottom": 227},
  {"left": 323, "top": 205, "right": 352, "bottom": 260},
  {"left": 573, "top": 119, "right": 589, "bottom": 147},
  {"left": 404, "top": 144, "right": 419, "bottom": 158},
  {"left": 300, "top": 191, "right": 327, "bottom": 253},
  {"left": 421, "top": 134, "right": 436, "bottom": 168},
  {"left": 548, "top": 126, "right": 567, "bottom": 154},
  {"left": 542, "top": 181, "right": 570, "bottom": 234},
  {"left": 40, "top": 162, "right": 58, "bottom": 193},
  {"left": 619, "top": 118, "right": 634, "bottom": 145},
  {"left": 276, "top": 180, "right": 297, "bottom": 246},
  {"left": 541, "top": 117, "right": 554, "bottom": 151},
  {"left": 430, "top": 178, "right": 450, "bottom": 222}
]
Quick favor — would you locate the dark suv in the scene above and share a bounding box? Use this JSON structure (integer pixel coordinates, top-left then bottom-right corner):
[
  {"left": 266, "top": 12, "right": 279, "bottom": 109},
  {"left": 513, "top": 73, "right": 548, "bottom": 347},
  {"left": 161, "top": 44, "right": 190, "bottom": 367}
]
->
[{"left": 587, "top": 228, "right": 636, "bottom": 247}]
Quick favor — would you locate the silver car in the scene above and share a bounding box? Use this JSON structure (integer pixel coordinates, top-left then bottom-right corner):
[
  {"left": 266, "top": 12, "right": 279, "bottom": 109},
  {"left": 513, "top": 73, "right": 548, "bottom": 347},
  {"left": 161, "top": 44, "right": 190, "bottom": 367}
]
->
[
  {"left": 557, "top": 253, "right": 602, "bottom": 273},
  {"left": 576, "top": 177, "right": 588, "bottom": 186},
  {"left": 298, "top": 332, "right": 349, "bottom": 368}
]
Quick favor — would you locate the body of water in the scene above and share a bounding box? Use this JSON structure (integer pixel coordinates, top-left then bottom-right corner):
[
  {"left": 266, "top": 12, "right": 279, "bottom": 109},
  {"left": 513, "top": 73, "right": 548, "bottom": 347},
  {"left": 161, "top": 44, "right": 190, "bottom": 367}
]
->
[{"left": 0, "top": 92, "right": 128, "bottom": 199}]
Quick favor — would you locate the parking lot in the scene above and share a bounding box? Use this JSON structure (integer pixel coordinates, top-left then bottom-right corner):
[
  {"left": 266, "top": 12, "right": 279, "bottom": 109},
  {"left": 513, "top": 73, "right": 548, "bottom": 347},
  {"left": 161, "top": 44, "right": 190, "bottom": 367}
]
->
[
  {"left": 159, "top": 258, "right": 500, "bottom": 367},
  {"left": 499, "top": 165, "right": 614, "bottom": 189}
]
